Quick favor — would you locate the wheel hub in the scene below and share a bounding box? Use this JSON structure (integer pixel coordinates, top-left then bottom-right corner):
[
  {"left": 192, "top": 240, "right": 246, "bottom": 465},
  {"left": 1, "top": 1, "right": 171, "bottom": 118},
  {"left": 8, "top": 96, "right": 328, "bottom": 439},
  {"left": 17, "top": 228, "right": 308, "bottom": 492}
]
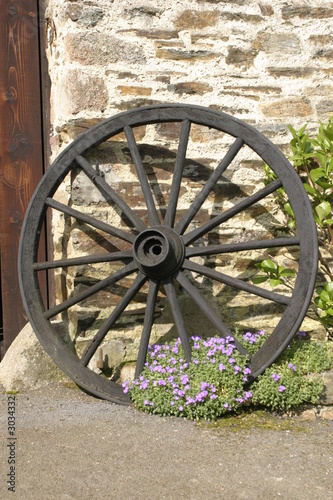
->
[{"left": 133, "top": 227, "right": 185, "bottom": 279}]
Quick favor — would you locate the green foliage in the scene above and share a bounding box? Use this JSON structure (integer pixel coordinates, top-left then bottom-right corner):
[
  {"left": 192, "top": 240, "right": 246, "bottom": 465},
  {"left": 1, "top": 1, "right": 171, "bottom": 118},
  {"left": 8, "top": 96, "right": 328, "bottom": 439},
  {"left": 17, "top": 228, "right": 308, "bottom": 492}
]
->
[
  {"left": 314, "top": 282, "right": 333, "bottom": 328},
  {"left": 259, "top": 117, "right": 333, "bottom": 336},
  {"left": 123, "top": 332, "right": 332, "bottom": 420},
  {"left": 287, "top": 118, "right": 333, "bottom": 246},
  {"left": 253, "top": 258, "right": 296, "bottom": 288},
  {"left": 251, "top": 332, "right": 332, "bottom": 411}
]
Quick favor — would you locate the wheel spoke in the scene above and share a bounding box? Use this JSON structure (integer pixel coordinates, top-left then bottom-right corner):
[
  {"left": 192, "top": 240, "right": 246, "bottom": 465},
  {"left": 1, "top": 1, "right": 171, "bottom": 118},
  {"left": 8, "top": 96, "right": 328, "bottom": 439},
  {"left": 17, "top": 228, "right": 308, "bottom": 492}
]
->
[
  {"left": 186, "top": 236, "right": 300, "bottom": 258},
  {"left": 175, "top": 270, "right": 248, "bottom": 355},
  {"left": 183, "top": 178, "right": 282, "bottom": 246},
  {"left": 124, "top": 126, "right": 160, "bottom": 226},
  {"left": 80, "top": 271, "right": 147, "bottom": 367},
  {"left": 75, "top": 155, "right": 147, "bottom": 232},
  {"left": 182, "top": 259, "right": 291, "bottom": 306},
  {"left": 135, "top": 279, "right": 160, "bottom": 378},
  {"left": 163, "top": 278, "right": 192, "bottom": 363},
  {"left": 163, "top": 119, "right": 191, "bottom": 228},
  {"left": 33, "top": 250, "right": 133, "bottom": 271},
  {"left": 174, "top": 137, "right": 244, "bottom": 234},
  {"left": 46, "top": 198, "right": 135, "bottom": 244},
  {"left": 43, "top": 261, "right": 138, "bottom": 319}
]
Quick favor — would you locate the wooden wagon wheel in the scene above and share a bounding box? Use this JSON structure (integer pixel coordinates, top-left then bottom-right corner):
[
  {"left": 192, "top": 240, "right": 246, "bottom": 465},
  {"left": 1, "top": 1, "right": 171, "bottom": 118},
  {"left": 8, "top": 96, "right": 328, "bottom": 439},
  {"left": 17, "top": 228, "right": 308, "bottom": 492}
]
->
[{"left": 19, "top": 104, "right": 318, "bottom": 405}]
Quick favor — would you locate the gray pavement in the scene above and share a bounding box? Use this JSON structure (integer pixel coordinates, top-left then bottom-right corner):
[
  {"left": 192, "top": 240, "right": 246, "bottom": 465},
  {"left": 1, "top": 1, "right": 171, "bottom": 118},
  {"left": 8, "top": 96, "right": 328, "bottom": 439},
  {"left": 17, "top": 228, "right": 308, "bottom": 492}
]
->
[{"left": 0, "top": 384, "right": 332, "bottom": 499}]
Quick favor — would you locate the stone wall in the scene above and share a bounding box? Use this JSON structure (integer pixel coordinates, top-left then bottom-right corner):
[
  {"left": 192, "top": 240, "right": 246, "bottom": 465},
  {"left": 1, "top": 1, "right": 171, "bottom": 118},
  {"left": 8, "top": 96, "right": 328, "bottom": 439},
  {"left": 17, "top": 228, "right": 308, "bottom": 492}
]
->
[
  {"left": 46, "top": 0, "right": 333, "bottom": 149},
  {"left": 43, "top": 0, "right": 332, "bottom": 373}
]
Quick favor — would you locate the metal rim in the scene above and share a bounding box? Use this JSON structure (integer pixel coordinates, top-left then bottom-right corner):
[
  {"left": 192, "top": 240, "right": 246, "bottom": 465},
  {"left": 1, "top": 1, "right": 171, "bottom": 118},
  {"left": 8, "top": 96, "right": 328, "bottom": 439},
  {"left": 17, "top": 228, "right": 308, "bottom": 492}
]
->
[{"left": 19, "top": 104, "right": 318, "bottom": 404}]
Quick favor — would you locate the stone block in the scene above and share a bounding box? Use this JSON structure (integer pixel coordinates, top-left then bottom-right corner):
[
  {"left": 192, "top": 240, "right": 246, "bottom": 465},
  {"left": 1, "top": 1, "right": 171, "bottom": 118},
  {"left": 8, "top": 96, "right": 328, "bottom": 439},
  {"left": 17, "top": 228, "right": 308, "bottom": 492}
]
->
[
  {"left": 226, "top": 47, "right": 259, "bottom": 68},
  {"left": 174, "top": 10, "right": 219, "bottom": 30},
  {"left": 101, "top": 340, "right": 126, "bottom": 370},
  {"left": 319, "top": 370, "right": 333, "bottom": 405},
  {"left": 116, "top": 85, "right": 152, "bottom": 96},
  {"left": 116, "top": 99, "right": 161, "bottom": 111},
  {"left": 66, "top": 4, "right": 104, "bottom": 27},
  {"left": 168, "top": 82, "right": 213, "bottom": 96},
  {"left": 65, "top": 32, "right": 146, "bottom": 66},
  {"left": 221, "top": 12, "right": 263, "bottom": 23},
  {"left": 260, "top": 98, "right": 313, "bottom": 119},
  {"left": 259, "top": 3, "right": 274, "bottom": 16},
  {"left": 298, "top": 408, "right": 316, "bottom": 421},
  {"left": 120, "top": 363, "right": 136, "bottom": 383},
  {"left": 155, "top": 43, "right": 216, "bottom": 62},
  {"left": 281, "top": 6, "right": 333, "bottom": 20},
  {"left": 320, "top": 407, "right": 333, "bottom": 420},
  {"left": 267, "top": 67, "right": 316, "bottom": 78},
  {"left": 129, "top": 29, "right": 178, "bottom": 40},
  {"left": 57, "top": 70, "right": 108, "bottom": 115},
  {"left": 0, "top": 323, "right": 71, "bottom": 391},
  {"left": 254, "top": 32, "right": 301, "bottom": 55}
]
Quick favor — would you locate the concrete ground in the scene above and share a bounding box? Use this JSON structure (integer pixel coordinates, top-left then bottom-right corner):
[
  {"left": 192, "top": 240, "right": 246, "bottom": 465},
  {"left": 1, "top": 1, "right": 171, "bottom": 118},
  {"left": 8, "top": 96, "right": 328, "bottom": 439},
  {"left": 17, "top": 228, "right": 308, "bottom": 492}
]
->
[{"left": 0, "top": 383, "right": 332, "bottom": 500}]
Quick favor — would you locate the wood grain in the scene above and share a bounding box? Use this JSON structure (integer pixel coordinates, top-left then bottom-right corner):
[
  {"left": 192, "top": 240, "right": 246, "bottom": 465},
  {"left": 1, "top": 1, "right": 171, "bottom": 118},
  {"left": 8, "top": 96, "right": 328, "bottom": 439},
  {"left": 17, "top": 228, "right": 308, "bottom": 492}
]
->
[{"left": 0, "top": 0, "right": 46, "bottom": 352}]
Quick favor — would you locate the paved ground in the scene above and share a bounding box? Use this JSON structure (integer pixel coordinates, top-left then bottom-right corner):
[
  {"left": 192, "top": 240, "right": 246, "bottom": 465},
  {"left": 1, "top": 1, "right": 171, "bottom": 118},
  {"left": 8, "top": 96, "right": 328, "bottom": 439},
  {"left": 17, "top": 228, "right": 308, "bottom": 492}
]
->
[{"left": 0, "top": 384, "right": 332, "bottom": 499}]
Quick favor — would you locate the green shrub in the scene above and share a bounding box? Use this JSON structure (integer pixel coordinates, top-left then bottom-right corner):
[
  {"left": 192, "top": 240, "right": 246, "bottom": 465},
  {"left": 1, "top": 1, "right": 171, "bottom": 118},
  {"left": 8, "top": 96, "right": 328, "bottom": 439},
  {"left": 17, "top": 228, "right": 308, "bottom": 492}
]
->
[
  {"left": 257, "top": 117, "right": 333, "bottom": 337},
  {"left": 123, "top": 331, "right": 332, "bottom": 420}
]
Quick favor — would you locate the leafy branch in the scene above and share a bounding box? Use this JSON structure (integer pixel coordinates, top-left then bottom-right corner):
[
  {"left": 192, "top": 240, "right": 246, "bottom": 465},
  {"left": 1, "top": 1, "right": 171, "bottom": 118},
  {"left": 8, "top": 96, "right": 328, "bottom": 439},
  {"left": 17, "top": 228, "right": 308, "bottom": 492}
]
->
[{"left": 257, "top": 117, "right": 333, "bottom": 337}]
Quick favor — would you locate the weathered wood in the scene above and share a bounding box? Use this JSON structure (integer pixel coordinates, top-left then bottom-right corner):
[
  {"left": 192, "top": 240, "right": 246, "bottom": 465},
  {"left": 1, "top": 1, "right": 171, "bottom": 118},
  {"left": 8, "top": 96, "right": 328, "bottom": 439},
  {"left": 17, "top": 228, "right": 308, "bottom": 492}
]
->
[{"left": 0, "top": 0, "right": 46, "bottom": 352}]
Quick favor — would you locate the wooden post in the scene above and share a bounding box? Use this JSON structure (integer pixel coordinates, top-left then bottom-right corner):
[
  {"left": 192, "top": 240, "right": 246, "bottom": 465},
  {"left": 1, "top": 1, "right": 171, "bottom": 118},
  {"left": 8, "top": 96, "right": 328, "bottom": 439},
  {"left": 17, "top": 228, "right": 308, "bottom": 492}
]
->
[{"left": 0, "top": 0, "right": 46, "bottom": 355}]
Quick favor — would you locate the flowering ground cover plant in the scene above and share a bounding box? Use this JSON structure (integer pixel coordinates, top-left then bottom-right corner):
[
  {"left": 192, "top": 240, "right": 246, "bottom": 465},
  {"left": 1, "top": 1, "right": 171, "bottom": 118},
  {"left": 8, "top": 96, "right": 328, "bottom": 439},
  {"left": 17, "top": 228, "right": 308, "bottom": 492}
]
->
[{"left": 122, "top": 331, "right": 333, "bottom": 420}]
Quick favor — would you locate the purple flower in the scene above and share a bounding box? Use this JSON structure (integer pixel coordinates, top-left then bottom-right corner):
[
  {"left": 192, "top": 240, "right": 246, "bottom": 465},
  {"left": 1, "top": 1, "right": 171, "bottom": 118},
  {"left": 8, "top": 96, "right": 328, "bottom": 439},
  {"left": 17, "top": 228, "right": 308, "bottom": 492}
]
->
[
  {"left": 244, "top": 391, "right": 252, "bottom": 399},
  {"left": 288, "top": 363, "right": 296, "bottom": 371},
  {"left": 210, "top": 394, "right": 217, "bottom": 400},
  {"left": 229, "top": 358, "right": 235, "bottom": 364},
  {"left": 279, "top": 385, "right": 286, "bottom": 392},
  {"left": 234, "top": 365, "right": 242, "bottom": 373},
  {"left": 170, "top": 401, "right": 175, "bottom": 406},
  {"left": 179, "top": 406, "right": 183, "bottom": 412},
  {"left": 223, "top": 402, "right": 229, "bottom": 408},
  {"left": 123, "top": 386, "right": 129, "bottom": 394},
  {"left": 186, "top": 397, "right": 195, "bottom": 405},
  {"left": 298, "top": 331, "right": 306, "bottom": 340},
  {"left": 201, "top": 382, "right": 210, "bottom": 390},
  {"left": 271, "top": 373, "right": 280, "bottom": 382},
  {"left": 158, "top": 380, "right": 166, "bottom": 386},
  {"left": 219, "top": 363, "right": 226, "bottom": 371},
  {"left": 180, "top": 375, "right": 189, "bottom": 385},
  {"left": 193, "top": 358, "right": 199, "bottom": 365},
  {"left": 243, "top": 367, "right": 251, "bottom": 375}
]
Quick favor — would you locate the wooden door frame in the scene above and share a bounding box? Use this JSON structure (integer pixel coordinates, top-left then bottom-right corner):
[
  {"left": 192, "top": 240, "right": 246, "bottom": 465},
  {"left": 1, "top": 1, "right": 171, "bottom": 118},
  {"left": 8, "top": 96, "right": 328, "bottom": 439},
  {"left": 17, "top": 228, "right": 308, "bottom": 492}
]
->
[{"left": 0, "top": 0, "right": 49, "bottom": 358}]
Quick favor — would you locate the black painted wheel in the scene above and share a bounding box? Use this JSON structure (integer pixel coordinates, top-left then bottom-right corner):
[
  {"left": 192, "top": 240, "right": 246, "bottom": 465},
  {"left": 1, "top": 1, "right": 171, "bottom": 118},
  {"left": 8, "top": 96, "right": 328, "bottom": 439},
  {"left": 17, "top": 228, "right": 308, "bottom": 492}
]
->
[{"left": 19, "top": 104, "right": 318, "bottom": 404}]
